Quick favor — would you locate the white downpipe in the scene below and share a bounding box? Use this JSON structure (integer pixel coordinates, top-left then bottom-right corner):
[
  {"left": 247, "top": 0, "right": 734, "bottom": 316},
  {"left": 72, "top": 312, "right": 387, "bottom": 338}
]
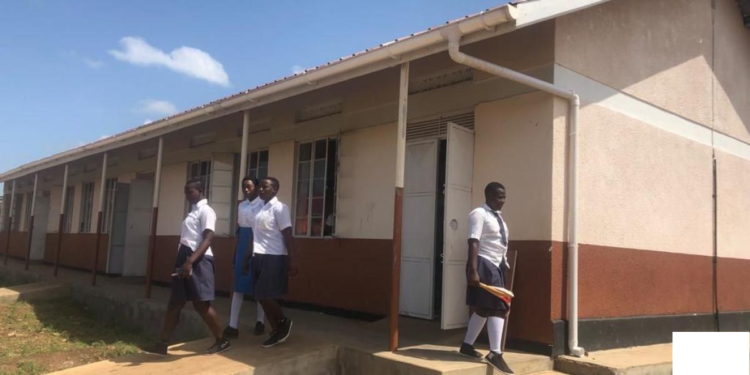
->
[{"left": 446, "top": 32, "right": 585, "bottom": 357}]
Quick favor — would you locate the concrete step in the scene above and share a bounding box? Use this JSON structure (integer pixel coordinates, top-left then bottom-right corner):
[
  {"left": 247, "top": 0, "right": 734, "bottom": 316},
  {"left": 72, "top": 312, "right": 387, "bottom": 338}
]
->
[
  {"left": 0, "top": 281, "right": 70, "bottom": 304},
  {"left": 340, "top": 345, "right": 553, "bottom": 375},
  {"left": 554, "top": 344, "right": 672, "bottom": 375}
]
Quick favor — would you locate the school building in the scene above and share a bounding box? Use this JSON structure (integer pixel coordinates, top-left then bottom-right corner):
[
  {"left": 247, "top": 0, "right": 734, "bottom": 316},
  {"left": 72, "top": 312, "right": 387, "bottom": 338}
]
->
[{"left": 1, "top": 0, "right": 749, "bottom": 357}]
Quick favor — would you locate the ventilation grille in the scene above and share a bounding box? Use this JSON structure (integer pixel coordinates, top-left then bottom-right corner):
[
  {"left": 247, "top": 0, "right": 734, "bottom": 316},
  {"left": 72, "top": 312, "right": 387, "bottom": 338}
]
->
[
  {"left": 409, "top": 67, "right": 474, "bottom": 95},
  {"left": 406, "top": 112, "right": 474, "bottom": 141}
]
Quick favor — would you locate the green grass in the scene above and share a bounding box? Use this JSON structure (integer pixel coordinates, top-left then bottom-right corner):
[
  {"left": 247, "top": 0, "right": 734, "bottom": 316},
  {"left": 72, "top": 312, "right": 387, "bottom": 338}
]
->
[{"left": 0, "top": 299, "right": 151, "bottom": 374}]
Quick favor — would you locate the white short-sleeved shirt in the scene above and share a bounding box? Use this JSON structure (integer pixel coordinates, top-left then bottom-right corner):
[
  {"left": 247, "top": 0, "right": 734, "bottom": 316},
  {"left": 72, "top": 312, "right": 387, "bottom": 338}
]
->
[
  {"left": 468, "top": 204, "right": 509, "bottom": 268},
  {"left": 252, "top": 197, "right": 292, "bottom": 255},
  {"left": 238, "top": 197, "right": 262, "bottom": 228},
  {"left": 180, "top": 199, "right": 216, "bottom": 257}
]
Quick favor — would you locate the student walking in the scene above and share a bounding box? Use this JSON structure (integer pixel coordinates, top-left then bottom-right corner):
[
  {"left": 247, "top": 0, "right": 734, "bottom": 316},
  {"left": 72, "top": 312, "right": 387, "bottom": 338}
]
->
[
  {"left": 242, "top": 177, "right": 298, "bottom": 348},
  {"left": 144, "top": 179, "right": 230, "bottom": 356},
  {"left": 459, "top": 182, "right": 514, "bottom": 374},
  {"left": 224, "top": 177, "right": 266, "bottom": 339}
]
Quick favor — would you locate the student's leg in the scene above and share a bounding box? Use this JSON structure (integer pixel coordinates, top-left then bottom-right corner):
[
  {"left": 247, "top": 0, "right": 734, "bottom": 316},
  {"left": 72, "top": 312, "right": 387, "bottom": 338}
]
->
[
  {"left": 193, "top": 301, "right": 223, "bottom": 339},
  {"left": 229, "top": 292, "right": 244, "bottom": 329},
  {"left": 259, "top": 299, "right": 283, "bottom": 330},
  {"left": 256, "top": 302, "right": 266, "bottom": 323},
  {"left": 487, "top": 309, "right": 506, "bottom": 354},
  {"left": 463, "top": 307, "right": 488, "bottom": 346},
  {"left": 159, "top": 299, "right": 187, "bottom": 342}
]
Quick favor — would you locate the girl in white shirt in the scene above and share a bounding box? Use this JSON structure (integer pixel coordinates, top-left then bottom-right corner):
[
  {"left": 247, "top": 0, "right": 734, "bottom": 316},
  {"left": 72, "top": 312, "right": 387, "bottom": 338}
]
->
[{"left": 223, "top": 177, "right": 266, "bottom": 339}]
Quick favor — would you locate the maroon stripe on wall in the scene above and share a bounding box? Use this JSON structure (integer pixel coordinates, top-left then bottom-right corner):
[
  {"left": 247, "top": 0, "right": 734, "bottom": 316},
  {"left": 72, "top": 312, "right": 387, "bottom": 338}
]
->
[
  {"left": 552, "top": 243, "right": 717, "bottom": 320},
  {"left": 152, "top": 236, "right": 393, "bottom": 316},
  {"left": 44, "top": 234, "right": 108, "bottom": 272},
  {"left": 718, "top": 257, "right": 750, "bottom": 312},
  {"left": 0, "top": 232, "right": 30, "bottom": 259}
]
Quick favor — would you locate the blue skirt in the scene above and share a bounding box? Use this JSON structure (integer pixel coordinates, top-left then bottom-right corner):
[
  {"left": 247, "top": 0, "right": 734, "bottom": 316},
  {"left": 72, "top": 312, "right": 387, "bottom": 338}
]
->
[{"left": 234, "top": 227, "right": 255, "bottom": 294}]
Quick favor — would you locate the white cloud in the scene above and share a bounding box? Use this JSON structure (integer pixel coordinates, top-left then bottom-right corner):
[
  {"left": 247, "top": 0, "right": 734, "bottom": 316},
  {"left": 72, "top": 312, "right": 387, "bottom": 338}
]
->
[
  {"left": 99, "top": 135, "right": 110, "bottom": 140},
  {"left": 143, "top": 119, "right": 153, "bottom": 125},
  {"left": 109, "top": 36, "right": 230, "bottom": 87},
  {"left": 136, "top": 100, "right": 178, "bottom": 117},
  {"left": 292, "top": 65, "right": 305, "bottom": 74},
  {"left": 84, "top": 59, "right": 104, "bottom": 69}
]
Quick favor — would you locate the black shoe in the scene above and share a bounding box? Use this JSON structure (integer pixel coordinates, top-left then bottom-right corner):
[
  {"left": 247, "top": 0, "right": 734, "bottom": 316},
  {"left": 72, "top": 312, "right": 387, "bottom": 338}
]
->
[
  {"left": 261, "top": 330, "right": 279, "bottom": 348},
  {"left": 261, "top": 318, "right": 293, "bottom": 348},
  {"left": 254, "top": 321, "right": 265, "bottom": 336},
  {"left": 485, "top": 351, "right": 514, "bottom": 374},
  {"left": 223, "top": 326, "right": 239, "bottom": 339},
  {"left": 459, "top": 342, "right": 483, "bottom": 359},
  {"left": 142, "top": 341, "right": 168, "bottom": 357},
  {"left": 206, "top": 338, "right": 231, "bottom": 355}
]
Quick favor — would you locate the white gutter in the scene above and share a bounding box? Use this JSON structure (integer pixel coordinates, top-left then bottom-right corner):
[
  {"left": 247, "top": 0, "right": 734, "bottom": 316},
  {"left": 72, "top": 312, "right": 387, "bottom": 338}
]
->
[
  {"left": 444, "top": 30, "right": 585, "bottom": 357},
  {"left": 0, "top": 4, "right": 519, "bottom": 182}
]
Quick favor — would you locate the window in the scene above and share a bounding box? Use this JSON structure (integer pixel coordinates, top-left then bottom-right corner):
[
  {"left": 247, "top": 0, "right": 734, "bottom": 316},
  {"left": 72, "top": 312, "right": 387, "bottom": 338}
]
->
[
  {"left": 79, "top": 182, "right": 95, "bottom": 233},
  {"left": 188, "top": 160, "right": 212, "bottom": 201},
  {"left": 63, "top": 186, "right": 75, "bottom": 233},
  {"left": 247, "top": 150, "right": 269, "bottom": 181},
  {"left": 294, "top": 138, "right": 338, "bottom": 237},
  {"left": 101, "top": 178, "right": 117, "bottom": 233},
  {"left": 23, "top": 192, "right": 33, "bottom": 231}
]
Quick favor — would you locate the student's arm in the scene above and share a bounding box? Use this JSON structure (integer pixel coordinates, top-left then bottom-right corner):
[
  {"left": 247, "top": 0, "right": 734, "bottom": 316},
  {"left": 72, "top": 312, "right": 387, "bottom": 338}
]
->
[
  {"left": 181, "top": 207, "right": 216, "bottom": 277},
  {"left": 467, "top": 239, "right": 480, "bottom": 286},
  {"left": 241, "top": 239, "right": 254, "bottom": 275},
  {"left": 282, "top": 227, "right": 297, "bottom": 277},
  {"left": 182, "top": 229, "right": 214, "bottom": 277},
  {"left": 277, "top": 203, "right": 297, "bottom": 277},
  {"left": 467, "top": 210, "right": 483, "bottom": 287}
]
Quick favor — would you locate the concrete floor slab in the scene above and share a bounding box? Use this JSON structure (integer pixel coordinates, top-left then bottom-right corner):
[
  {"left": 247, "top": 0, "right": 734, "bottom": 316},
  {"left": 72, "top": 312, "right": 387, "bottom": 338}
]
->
[
  {"left": 0, "top": 259, "right": 552, "bottom": 375},
  {"left": 0, "top": 280, "right": 70, "bottom": 304},
  {"left": 555, "top": 344, "right": 672, "bottom": 375}
]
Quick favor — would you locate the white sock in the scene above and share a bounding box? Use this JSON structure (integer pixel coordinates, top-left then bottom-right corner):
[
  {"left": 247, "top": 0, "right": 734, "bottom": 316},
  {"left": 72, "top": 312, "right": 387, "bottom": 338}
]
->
[
  {"left": 487, "top": 316, "right": 505, "bottom": 354},
  {"left": 229, "top": 292, "right": 244, "bottom": 329},
  {"left": 256, "top": 302, "right": 265, "bottom": 324},
  {"left": 463, "top": 313, "right": 487, "bottom": 345}
]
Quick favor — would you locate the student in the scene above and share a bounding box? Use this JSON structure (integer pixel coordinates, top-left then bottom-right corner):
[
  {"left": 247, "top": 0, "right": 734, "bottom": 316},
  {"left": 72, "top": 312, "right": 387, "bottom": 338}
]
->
[
  {"left": 459, "top": 182, "right": 514, "bottom": 374},
  {"left": 144, "top": 179, "right": 230, "bottom": 356},
  {"left": 223, "top": 177, "right": 266, "bottom": 339},
  {"left": 242, "top": 177, "right": 298, "bottom": 348}
]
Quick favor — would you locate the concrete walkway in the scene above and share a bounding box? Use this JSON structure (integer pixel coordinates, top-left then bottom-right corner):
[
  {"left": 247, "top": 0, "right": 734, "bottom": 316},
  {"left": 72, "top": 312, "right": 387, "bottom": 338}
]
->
[{"left": 0, "top": 258, "right": 553, "bottom": 375}]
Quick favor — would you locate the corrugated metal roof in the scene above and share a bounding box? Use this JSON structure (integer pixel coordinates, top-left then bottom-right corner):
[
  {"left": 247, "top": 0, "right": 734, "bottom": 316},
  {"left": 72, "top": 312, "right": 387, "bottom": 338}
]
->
[{"left": 1, "top": 0, "right": 610, "bottom": 181}]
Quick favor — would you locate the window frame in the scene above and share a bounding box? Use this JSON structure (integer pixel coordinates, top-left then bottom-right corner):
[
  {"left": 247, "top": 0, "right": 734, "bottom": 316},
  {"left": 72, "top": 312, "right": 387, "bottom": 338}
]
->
[
  {"left": 186, "top": 160, "right": 212, "bottom": 215},
  {"left": 293, "top": 136, "right": 339, "bottom": 238},
  {"left": 79, "top": 182, "right": 95, "bottom": 233},
  {"left": 246, "top": 149, "right": 270, "bottom": 182},
  {"left": 63, "top": 186, "right": 75, "bottom": 233}
]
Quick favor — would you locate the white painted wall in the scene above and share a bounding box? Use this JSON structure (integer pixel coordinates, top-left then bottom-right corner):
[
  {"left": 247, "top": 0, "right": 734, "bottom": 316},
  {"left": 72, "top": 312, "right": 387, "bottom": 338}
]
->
[{"left": 336, "top": 122, "right": 397, "bottom": 239}]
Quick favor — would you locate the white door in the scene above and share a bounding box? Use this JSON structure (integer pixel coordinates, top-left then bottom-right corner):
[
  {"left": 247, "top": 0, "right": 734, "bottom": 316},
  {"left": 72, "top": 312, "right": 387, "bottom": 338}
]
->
[
  {"left": 441, "top": 123, "right": 475, "bottom": 329},
  {"left": 122, "top": 179, "right": 153, "bottom": 276},
  {"left": 108, "top": 183, "right": 129, "bottom": 274},
  {"left": 400, "top": 139, "right": 438, "bottom": 319},
  {"left": 29, "top": 194, "right": 49, "bottom": 260}
]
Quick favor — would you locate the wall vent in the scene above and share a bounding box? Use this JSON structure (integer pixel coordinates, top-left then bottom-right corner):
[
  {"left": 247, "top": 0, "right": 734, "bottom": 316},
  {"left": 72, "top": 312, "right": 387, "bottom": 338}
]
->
[
  {"left": 406, "top": 112, "right": 474, "bottom": 141},
  {"left": 295, "top": 99, "right": 343, "bottom": 123},
  {"left": 409, "top": 67, "right": 474, "bottom": 95},
  {"left": 190, "top": 132, "right": 217, "bottom": 148}
]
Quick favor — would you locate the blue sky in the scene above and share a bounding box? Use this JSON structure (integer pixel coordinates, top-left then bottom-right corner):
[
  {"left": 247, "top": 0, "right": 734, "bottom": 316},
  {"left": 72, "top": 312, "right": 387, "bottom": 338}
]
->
[{"left": 0, "top": 0, "right": 507, "bottom": 191}]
